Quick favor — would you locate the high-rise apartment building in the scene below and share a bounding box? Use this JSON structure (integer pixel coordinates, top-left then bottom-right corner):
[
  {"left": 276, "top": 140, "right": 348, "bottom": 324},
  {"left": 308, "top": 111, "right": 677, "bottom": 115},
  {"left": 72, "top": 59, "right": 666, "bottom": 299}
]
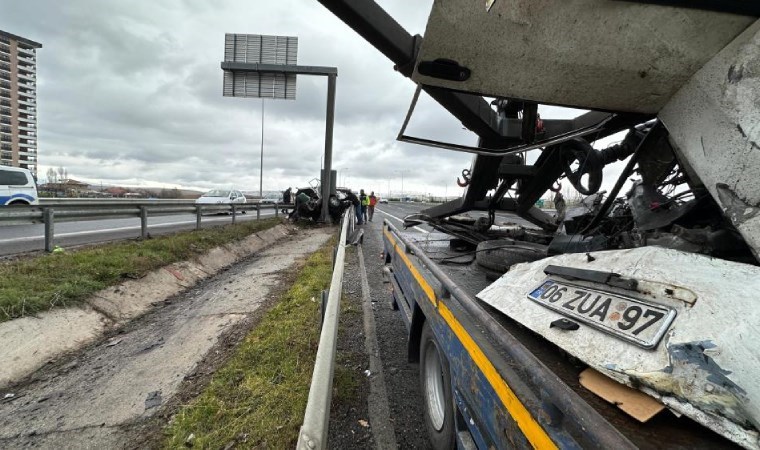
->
[{"left": 0, "top": 30, "right": 41, "bottom": 177}]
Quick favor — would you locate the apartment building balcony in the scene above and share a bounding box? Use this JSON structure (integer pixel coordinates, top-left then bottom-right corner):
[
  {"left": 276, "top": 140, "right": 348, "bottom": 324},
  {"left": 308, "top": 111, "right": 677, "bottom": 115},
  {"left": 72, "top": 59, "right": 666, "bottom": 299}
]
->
[
  {"left": 0, "top": 80, "right": 10, "bottom": 91},
  {"left": 17, "top": 46, "right": 34, "bottom": 57},
  {"left": 17, "top": 54, "right": 35, "bottom": 65},
  {"left": 0, "top": 72, "right": 10, "bottom": 82},
  {"left": 18, "top": 72, "right": 36, "bottom": 82},
  {"left": 18, "top": 89, "right": 36, "bottom": 99},
  {"left": 18, "top": 64, "right": 36, "bottom": 74},
  {"left": 0, "top": 108, "right": 11, "bottom": 118},
  {"left": 18, "top": 98, "right": 36, "bottom": 107},
  {"left": 0, "top": 44, "right": 10, "bottom": 55},
  {"left": 18, "top": 68, "right": 36, "bottom": 78}
]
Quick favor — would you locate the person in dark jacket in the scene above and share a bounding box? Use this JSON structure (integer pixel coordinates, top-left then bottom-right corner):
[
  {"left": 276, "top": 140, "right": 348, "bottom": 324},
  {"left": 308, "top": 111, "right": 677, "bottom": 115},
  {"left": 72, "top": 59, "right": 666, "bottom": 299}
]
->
[
  {"left": 347, "top": 190, "right": 362, "bottom": 224},
  {"left": 283, "top": 187, "right": 292, "bottom": 205}
]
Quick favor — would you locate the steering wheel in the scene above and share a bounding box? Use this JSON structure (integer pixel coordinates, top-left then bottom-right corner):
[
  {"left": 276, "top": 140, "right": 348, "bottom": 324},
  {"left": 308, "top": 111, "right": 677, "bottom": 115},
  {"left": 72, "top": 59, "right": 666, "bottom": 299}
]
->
[{"left": 561, "top": 138, "right": 603, "bottom": 195}]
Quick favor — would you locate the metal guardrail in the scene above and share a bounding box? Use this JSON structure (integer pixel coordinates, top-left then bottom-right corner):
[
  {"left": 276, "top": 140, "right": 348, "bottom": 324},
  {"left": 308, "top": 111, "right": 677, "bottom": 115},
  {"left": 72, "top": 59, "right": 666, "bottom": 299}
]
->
[
  {"left": 298, "top": 206, "right": 353, "bottom": 450},
  {"left": 0, "top": 200, "right": 286, "bottom": 252}
]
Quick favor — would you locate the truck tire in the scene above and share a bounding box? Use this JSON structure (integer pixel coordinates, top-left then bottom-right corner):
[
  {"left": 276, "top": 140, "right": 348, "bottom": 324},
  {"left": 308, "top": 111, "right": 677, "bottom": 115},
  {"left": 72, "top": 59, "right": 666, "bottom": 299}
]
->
[
  {"left": 420, "top": 321, "right": 455, "bottom": 450},
  {"left": 475, "top": 239, "right": 546, "bottom": 274}
]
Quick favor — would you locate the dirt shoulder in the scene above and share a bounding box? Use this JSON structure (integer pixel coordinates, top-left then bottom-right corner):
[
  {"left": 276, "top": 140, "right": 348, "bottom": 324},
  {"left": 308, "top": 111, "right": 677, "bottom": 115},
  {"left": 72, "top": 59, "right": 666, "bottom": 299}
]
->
[{"left": 0, "top": 226, "right": 332, "bottom": 450}]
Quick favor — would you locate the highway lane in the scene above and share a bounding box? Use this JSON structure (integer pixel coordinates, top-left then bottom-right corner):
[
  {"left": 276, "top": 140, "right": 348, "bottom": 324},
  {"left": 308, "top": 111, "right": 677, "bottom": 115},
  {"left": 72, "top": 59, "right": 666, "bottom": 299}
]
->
[
  {"left": 375, "top": 201, "right": 541, "bottom": 231},
  {"left": 0, "top": 210, "right": 278, "bottom": 256}
]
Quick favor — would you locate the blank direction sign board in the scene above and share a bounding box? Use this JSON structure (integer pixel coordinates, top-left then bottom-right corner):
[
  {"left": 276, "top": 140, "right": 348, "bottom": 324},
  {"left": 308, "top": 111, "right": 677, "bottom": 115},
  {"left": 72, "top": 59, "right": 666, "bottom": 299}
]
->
[{"left": 223, "top": 34, "right": 298, "bottom": 100}]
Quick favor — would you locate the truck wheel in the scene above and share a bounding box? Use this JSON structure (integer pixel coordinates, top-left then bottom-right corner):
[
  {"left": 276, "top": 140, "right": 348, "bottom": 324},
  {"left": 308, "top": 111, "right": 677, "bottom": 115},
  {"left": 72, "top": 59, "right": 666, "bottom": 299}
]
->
[
  {"left": 475, "top": 239, "right": 546, "bottom": 274},
  {"left": 420, "top": 321, "right": 455, "bottom": 450}
]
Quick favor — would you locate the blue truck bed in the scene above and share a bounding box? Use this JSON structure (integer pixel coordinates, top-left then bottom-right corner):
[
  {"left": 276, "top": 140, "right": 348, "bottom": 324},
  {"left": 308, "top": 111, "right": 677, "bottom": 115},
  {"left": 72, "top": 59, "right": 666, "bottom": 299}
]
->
[{"left": 382, "top": 220, "right": 736, "bottom": 449}]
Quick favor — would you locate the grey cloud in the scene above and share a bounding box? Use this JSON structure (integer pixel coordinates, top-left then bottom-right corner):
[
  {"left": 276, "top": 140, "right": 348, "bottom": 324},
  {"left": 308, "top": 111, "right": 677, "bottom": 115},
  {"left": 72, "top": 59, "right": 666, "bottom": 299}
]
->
[{"left": 6, "top": 0, "right": 481, "bottom": 194}]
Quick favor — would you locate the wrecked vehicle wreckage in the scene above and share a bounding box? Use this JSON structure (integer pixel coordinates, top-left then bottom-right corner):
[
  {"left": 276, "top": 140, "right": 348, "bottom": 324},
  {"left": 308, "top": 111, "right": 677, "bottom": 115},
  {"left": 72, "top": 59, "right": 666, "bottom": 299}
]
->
[
  {"left": 288, "top": 186, "right": 356, "bottom": 223},
  {"left": 320, "top": 0, "right": 760, "bottom": 448}
]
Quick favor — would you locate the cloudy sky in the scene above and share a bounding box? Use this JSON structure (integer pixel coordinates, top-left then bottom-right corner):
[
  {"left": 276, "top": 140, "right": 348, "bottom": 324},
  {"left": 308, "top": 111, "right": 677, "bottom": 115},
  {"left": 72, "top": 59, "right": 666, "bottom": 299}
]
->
[
  {"left": 4, "top": 0, "right": 627, "bottom": 198},
  {"left": 3, "top": 0, "right": 466, "bottom": 196}
]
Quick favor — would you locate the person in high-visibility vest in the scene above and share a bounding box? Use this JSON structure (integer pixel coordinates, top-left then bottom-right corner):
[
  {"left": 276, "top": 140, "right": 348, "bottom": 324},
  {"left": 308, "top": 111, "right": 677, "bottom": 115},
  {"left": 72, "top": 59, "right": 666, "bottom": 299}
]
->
[
  {"left": 368, "top": 191, "right": 378, "bottom": 222},
  {"left": 360, "top": 189, "right": 369, "bottom": 224}
]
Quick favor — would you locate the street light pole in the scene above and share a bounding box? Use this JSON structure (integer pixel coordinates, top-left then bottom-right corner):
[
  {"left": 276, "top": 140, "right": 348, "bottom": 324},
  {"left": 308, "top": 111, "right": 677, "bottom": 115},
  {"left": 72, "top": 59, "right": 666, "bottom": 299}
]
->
[
  {"left": 396, "top": 169, "right": 409, "bottom": 201},
  {"left": 260, "top": 99, "right": 264, "bottom": 200}
]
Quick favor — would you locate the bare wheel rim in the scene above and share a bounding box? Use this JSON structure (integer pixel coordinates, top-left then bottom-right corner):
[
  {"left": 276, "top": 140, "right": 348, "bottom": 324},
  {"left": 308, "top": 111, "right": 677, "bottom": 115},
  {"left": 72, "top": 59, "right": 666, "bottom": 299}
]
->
[{"left": 423, "top": 340, "right": 446, "bottom": 431}]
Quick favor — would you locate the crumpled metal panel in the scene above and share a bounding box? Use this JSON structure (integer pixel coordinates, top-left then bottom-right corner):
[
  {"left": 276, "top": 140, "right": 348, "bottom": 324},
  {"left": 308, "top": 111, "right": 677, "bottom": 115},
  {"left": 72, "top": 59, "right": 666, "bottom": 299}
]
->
[
  {"left": 477, "top": 247, "right": 760, "bottom": 449},
  {"left": 660, "top": 20, "right": 760, "bottom": 261},
  {"left": 413, "top": 0, "right": 753, "bottom": 113}
]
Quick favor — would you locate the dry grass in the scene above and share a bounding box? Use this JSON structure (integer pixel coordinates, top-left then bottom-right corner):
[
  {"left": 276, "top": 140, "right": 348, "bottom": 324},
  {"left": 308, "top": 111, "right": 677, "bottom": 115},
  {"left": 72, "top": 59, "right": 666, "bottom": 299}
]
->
[
  {"left": 0, "top": 218, "right": 280, "bottom": 322},
  {"left": 163, "top": 239, "right": 337, "bottom": 449}
]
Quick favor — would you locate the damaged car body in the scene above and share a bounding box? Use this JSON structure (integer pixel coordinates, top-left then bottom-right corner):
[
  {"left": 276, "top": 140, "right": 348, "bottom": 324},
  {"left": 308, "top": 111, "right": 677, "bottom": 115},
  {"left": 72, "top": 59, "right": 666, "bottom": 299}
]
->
[{"left": 320, "top": 0, "right": 760, "bottom": 448}]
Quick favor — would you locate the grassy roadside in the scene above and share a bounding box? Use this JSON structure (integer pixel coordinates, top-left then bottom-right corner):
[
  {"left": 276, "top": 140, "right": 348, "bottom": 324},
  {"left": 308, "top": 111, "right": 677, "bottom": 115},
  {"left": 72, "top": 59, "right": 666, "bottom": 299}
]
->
[
  {"left": 0, "top": 218, "right": 280, "bottom": 323},
  {"left": 163, "top": 238, "right": 337, "bottom": 449}
]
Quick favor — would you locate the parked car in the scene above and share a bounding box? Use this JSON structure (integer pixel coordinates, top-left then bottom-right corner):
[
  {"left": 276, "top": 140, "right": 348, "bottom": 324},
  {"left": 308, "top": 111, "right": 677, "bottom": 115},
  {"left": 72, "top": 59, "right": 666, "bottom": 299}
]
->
[
  {"left": 195, "top": 190, "right": 246, "bottom": 205},
  {"left": 379, "top": 198, "right": 389, "bottom": 204},
  {"left": 0, "top": 166, "right": 39, "bottom": 206}
]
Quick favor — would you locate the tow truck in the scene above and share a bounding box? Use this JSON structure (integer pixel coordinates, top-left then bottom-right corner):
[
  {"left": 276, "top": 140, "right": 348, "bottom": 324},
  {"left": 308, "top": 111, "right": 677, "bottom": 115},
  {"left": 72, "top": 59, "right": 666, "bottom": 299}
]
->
[{"left": 320, "top": 1, "right": 760, "bottom": 448}]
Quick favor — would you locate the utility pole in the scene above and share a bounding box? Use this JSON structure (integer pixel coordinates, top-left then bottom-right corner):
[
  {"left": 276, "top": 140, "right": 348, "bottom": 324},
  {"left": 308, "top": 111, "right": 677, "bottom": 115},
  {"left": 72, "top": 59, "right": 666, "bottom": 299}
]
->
[
  {"left": 260, "top": 98, "right": 265, "bottom": 200},
  {"left": 395, "top": 169, "right": 410, "bottom": 201}
]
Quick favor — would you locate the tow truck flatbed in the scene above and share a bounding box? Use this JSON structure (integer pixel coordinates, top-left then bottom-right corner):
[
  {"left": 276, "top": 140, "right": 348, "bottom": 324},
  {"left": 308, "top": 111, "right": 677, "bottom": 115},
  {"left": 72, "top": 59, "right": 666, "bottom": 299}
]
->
[{"left": 383, "top": 222, "right": 738, "bottom": 449}]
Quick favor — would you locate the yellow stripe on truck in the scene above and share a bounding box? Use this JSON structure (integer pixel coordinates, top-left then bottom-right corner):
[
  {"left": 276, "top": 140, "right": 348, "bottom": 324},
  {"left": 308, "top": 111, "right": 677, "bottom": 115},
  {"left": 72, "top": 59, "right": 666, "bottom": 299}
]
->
[
  {"left": 385, "top": 229, "right": 437, "bottom": 307},
  {"left": 384, "top": 228, "right": 557, "bottom": 450}
]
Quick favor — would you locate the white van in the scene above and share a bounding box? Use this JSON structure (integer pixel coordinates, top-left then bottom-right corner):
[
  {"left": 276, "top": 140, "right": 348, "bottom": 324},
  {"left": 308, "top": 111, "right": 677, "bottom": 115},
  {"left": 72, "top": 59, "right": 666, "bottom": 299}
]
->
[{"left": 0, "top": 166, "right": 39, "bottom": 205}]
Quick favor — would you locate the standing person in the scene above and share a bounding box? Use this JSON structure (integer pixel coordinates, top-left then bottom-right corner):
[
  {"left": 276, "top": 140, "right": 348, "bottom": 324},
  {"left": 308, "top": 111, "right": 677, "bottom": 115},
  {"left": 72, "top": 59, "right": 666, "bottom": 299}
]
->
[
  {"left": 347, "top": 189, "right": 362, "bottom": 225},
  {"left": 360, "top": 189, "right": 369, "bottom": 224},
  {"left": 282, "top": 187, "right": 292, "bottom": 214},
  {"left": 368, "top": 191, "right": 378, "bottom": 222}
]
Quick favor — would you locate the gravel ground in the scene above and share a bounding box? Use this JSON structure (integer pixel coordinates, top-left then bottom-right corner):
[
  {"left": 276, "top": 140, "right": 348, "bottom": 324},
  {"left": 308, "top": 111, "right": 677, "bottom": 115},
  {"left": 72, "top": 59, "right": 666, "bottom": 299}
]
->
[
  {"left": 328, "top": 247, "right": 374, "bottom": 448},
  {"left": 328, "top": 218, "right": 431, "bottom": 449}
]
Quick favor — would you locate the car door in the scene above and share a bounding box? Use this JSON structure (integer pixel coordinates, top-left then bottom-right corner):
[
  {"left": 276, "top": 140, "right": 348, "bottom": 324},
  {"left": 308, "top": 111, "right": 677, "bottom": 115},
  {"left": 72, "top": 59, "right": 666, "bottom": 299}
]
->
[{"left": 0, "top": 168, "right": 11, "bottom": 204}]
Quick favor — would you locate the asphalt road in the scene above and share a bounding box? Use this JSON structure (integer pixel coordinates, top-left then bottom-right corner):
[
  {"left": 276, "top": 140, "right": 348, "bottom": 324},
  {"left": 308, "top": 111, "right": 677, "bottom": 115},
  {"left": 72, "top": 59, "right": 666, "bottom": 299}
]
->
[
  {"left": 349, "top": 202, "right": 537, "bottom": 448},
  {"left": 0, "top": 210, "right": 277, "bottom": 256},
  {"left": 374, "top": 201, "right": 539, "bottom": 231}
]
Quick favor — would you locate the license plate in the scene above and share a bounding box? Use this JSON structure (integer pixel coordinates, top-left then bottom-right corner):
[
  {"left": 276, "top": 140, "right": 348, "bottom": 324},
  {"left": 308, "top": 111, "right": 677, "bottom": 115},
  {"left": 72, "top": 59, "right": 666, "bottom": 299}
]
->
[{"left": 527, "top": 279, "right": 676, "bottom": 349}]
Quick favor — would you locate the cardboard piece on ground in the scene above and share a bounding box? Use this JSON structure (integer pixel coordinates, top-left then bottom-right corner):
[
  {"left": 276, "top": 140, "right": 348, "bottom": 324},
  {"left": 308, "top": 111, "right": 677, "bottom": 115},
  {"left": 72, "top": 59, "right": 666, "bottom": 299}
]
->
[{"left": 579, "top": 368, "right": 665, "bottom": 423}]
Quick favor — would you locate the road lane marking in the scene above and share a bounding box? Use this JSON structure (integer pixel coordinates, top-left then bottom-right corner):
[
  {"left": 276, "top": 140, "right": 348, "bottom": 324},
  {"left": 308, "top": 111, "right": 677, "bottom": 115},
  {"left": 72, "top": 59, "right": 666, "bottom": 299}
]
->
[
  {"left": 375, "top": 209, "right": 429, "bottom": 233},
  {"left": 0, "top": 213, "right": 275, "bottom": 243}
]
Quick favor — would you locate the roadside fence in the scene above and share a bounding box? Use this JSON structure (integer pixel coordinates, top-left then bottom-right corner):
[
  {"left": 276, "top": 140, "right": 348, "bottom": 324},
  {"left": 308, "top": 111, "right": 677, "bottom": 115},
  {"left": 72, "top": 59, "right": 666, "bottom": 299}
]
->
[
  {"left": 0, "top": 199, "right": 284, "bottom": 252},
  {"left": 298, "top": 206, "right": 354, "bottom": 450}
]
